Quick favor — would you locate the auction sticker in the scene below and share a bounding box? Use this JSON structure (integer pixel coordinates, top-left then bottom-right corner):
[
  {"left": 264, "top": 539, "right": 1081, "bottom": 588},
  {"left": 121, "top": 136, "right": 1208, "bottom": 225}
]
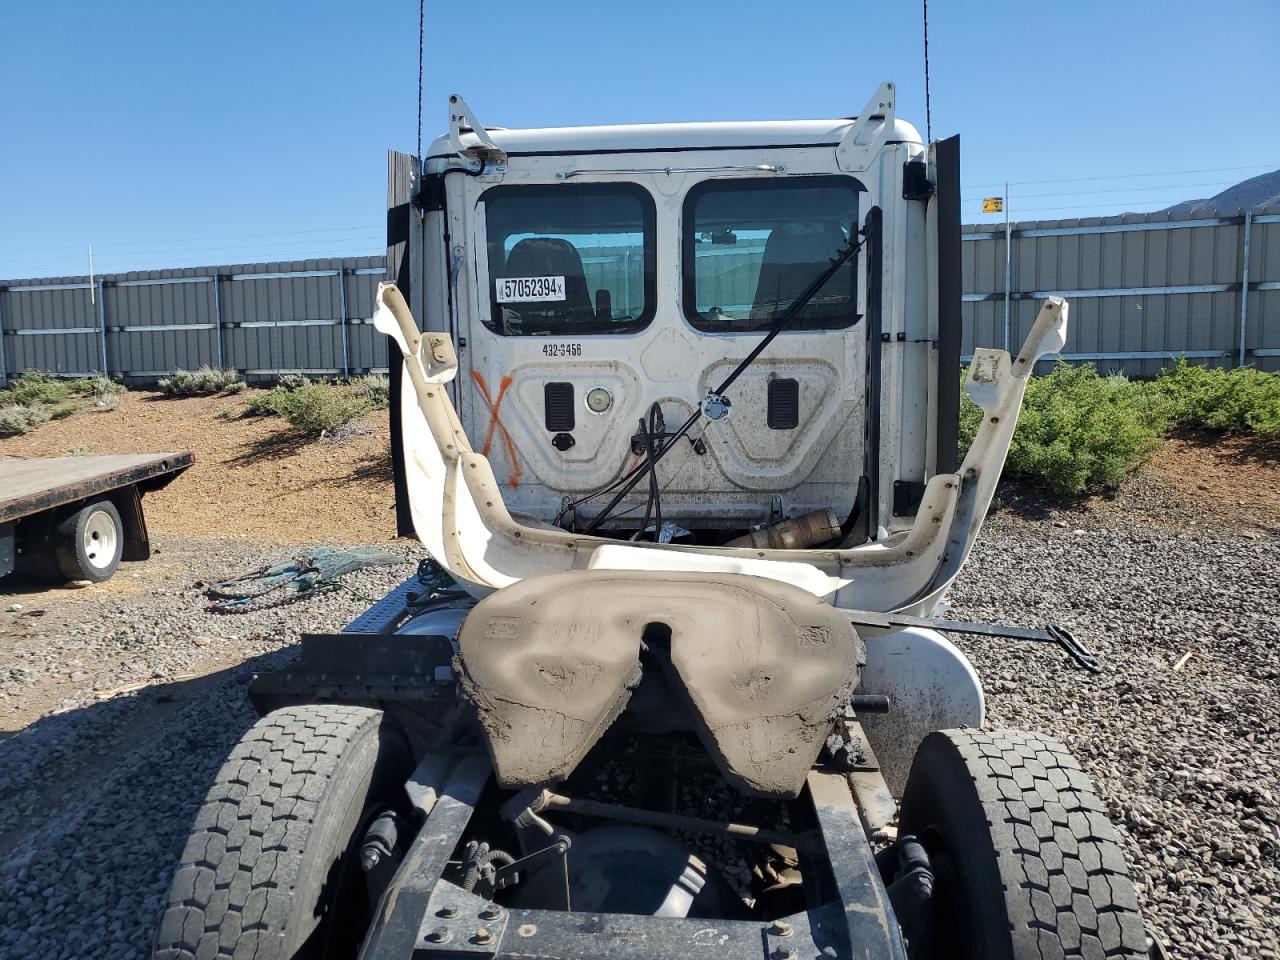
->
[{"left": 496, "top": 276, "right": 566, "bottom": 302}]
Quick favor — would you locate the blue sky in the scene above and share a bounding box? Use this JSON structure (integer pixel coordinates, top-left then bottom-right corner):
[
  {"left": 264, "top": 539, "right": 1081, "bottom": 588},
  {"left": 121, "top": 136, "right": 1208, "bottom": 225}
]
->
[{"left": 1, "top": 0, "right": 1276, "bottom": 279}]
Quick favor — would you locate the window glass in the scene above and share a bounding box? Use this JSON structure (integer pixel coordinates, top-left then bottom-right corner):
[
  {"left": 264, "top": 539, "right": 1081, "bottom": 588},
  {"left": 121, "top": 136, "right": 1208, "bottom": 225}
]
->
[
  {"left": 483, "top": 184, "right": 655, "bottom": 336},
  {"left": 684, "top": 178, "right": 861, "bottom": 332}
]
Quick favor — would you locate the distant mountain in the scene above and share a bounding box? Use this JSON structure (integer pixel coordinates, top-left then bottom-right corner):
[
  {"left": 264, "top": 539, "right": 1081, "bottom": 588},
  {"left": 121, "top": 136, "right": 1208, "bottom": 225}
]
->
[{"left": 1162, "top": 169, "right": 1280, "bottom": 215}]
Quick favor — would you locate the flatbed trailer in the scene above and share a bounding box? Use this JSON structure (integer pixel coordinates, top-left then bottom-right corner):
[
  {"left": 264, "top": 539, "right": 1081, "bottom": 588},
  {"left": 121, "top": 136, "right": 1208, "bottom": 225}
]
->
[{"left": 0, "top": 452, "right": 193, "bottom": 583}]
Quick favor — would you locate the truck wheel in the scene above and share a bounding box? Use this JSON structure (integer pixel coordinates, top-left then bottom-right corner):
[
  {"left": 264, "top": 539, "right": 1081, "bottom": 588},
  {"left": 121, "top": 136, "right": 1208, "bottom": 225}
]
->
[
  {"left": 897, "top": 729, "right": 1148, "bottom": 960},
  {"left": 153, "top": 705, "right": 415, "bottom": 960},
  {"left": 53, "top": 498, "right": 123, "bottom": 582}
]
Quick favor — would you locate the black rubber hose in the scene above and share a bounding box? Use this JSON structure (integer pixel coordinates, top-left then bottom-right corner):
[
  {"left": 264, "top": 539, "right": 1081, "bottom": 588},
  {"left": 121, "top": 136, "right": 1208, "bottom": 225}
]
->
[
  {"left": 634, "top": 416, "right": 655, "bottom": 541},
  {"left": 461, "top": 844, "right": 516, "bottom": 892},
  {"left": 647, "top": 402, "right": 662, "bottom": 540}
]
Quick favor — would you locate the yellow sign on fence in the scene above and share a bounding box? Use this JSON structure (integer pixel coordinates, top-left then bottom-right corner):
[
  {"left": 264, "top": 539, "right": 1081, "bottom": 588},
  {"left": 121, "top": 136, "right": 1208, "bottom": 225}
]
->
[{"left": 982, "top": 197, "right": 1004, "bottom": 213}]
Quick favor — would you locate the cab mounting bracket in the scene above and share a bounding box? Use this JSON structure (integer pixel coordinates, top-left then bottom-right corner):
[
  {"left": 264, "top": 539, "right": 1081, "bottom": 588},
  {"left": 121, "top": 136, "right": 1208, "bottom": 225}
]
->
[{"left": 447, "top": 94, "right": 507, "bottom": 177}]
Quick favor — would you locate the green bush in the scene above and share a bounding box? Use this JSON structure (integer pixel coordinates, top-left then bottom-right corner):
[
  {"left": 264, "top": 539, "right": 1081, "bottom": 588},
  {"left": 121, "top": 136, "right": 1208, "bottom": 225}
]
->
[
  {"left": 961, "top": 362, "right": 1165, "bottom": 495},
  {"left": 0, "top": 403, "right": 52, "bottom": 436},
  {"left": 0, "top": 372, "right": 123, "bottom": 435},
  {"left": 244, "top": 382, "right": 373, "bottom": 435},
  {"left": 1143, "top": 359, "right": 1280, "bottom": 437},
  {"left": 157, "top": 365, "right": 244, "bottom": 396},
  {"left": 351, "top": 373, "right": 390, "bottom": 409},
  {"left": 276, "top": 373, "right": 311, "bottom": 392},
  {"left": 3, "top": 370, "right": 120, "bottom": 407},
  {"left": 243, "top": 389, "right": 287, "bottom": 418},
  {"left": 84, "top": 376, "right": 123, "bottom": 400},
  {"left": 4, "top": 370, "right": 78, "bottom": 407}
]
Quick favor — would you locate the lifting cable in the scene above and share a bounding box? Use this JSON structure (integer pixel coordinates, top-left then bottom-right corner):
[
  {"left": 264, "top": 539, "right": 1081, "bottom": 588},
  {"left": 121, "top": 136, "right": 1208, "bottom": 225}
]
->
[
  {"left": 579, "top": 236, "right": 866, "bottom": 535},
  {"left": 922, "top": 0, "right": 933, "bottom": 144},
  {"left": 417, "top": 0, "right": 425, "bottom": 160}
]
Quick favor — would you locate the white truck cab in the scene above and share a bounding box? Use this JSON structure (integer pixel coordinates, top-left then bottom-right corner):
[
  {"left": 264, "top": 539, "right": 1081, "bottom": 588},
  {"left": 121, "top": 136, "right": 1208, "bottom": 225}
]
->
[
  {"left": 379, "top": 84, "right": 1066, "bottom": 620},
  {"left": 153, "top": 87, "right": 1156, "bottom": 960},
  {"left": 405, "top": 84, "right": 960, "bottom": 541}
]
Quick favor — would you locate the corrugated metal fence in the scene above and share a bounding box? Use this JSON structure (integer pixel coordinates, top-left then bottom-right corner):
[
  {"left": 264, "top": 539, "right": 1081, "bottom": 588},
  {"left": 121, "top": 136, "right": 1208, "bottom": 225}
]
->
[
  {"left": 962, "top": 207, "right": 1280, "bottom": 376},
  {"left": 2, "top": 208, "right": 1277, "bottom": 384},
  {"left": 0, "top": 257, "right": 388, "bottom": 384}
]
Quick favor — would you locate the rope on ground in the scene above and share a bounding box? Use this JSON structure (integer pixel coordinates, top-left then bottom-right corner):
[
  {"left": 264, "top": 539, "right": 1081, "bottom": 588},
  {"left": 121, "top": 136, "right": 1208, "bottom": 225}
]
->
[{"left": 204, "top": 546, "right": 403, "bottom": 614}]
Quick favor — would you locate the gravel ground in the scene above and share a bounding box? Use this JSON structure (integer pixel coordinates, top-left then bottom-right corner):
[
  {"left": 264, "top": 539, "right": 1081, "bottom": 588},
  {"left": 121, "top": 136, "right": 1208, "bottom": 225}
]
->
[
  {"left": 0, "top": 519, "right": 1276, "bottom": 959},
  {"left": 0, "top": 539, "right": 425, "bottom": 960},
  {"left": 948, "top": 514, "right": 1279, "bottom": 960}
]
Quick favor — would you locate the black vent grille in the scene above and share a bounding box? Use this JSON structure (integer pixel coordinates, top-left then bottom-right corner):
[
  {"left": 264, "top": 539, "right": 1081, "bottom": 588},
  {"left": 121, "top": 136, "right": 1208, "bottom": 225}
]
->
[
  {"left": 767, "top": 378, "right": 799, "bottom": 430},
  {"left": 544, "top": 382, "right": 575, "bottom": 432}
]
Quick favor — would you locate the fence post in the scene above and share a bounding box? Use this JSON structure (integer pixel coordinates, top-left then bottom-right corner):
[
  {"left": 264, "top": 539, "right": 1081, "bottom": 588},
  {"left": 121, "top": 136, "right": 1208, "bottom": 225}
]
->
[
  {"left": 1238, "top": 210, "right": 1252, "bottom": 368},
  {"left": 97, "top": 278, "right": 109, "bottom": 376},
  {"left": 337, "top": 266, "right": 350, "bottom": 379},
  {"left": 213, "top": 273, "right": 225, "bottom": 370},
  {"left": 1002, "top": 182, "right": 1011, "bottom": 351},
  {"left": 0, "top": 285, "right": 8, "bottom": 387}
]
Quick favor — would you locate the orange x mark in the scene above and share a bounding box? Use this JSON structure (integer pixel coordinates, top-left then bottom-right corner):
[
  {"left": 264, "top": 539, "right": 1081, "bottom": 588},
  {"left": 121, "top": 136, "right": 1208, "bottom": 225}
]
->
[{"left": 470, "top": 370, "right": 523, "bottom": 488}]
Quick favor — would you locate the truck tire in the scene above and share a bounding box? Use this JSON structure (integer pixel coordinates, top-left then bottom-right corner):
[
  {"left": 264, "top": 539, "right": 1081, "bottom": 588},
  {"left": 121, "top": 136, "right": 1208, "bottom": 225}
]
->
[
  {"left": 53, "top": 498, "right": 123, "bottom": 582},
  {"left": 897, "top": 729, "right": 1148, "bottom": 960},
  {"left": 153, "top": 705, "right": 415, "bottom": 960}
]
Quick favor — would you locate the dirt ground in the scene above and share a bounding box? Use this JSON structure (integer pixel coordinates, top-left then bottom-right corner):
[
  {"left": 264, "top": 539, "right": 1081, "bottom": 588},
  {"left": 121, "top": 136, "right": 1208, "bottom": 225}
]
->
[
  {"left": 3, "top": 391, "right": 1277, "bottom": 546},
  {"left": 0, "top": 389, "right": 397, "bottom": 543},
  {"left": 2, "top": 394, "right": 1277, "bottom": 738},
  {"left": 1145, "top": 429, "right": 1280, "bottom": 530}
]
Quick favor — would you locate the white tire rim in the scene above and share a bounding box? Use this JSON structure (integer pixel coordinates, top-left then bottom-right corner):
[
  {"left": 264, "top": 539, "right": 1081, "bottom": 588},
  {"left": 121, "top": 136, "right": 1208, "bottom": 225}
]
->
[{"left": 83, "top": 509, "right": 120, "bottom": 570}]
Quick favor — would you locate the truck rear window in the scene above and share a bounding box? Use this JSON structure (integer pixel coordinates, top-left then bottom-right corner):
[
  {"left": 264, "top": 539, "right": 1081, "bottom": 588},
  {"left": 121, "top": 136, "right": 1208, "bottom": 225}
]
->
[
  {"left": 483, "top": 183, "right": 656, "bottom": 336},
  {"left": 683, "top": 177, "right": 861, "bottom": 332}
]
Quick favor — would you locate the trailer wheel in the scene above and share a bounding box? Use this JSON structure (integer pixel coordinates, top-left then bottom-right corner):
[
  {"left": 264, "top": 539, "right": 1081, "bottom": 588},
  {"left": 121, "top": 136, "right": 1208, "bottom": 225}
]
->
[
  {"left": 53, "top": 498, "right": 123, "bottom": 582},
  {"left": 153, "top": 705, "right": 414, "bottom": 960},
  {"left": 897, "top": 729, "right": 1148, "bottom": 960}
]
